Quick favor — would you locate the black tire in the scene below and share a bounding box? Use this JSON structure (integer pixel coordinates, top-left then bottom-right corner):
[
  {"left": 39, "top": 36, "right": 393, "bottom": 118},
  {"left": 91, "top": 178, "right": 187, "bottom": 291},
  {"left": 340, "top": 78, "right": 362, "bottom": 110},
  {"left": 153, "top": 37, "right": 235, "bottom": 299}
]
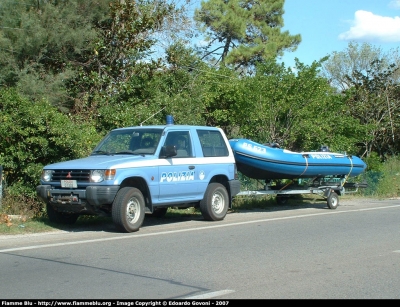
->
[
  {"left": 327, "top": 191, "right": 339, "bottom": 209},
  {"left": 200, "top": 183, "right": 229, "bottom": 221},
  {"left": 149, "top": 207, "right": 168, "bottom": 218},
  {"left": 276, "top": 195, "right": 289, "bottom": 205},
  {"left": 46, "top": 203, "right": 79, "bottom": 225},
  {"left": 112, "top": 187, "right": 145, "bottom": 232}
]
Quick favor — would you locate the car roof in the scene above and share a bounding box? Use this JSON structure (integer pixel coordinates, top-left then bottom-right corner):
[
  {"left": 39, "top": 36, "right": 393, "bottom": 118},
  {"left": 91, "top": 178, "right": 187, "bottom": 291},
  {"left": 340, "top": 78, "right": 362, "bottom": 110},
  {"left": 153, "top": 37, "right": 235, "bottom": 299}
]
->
[{"left": 112, "top": 125, "right": 221, "bottom": 131}]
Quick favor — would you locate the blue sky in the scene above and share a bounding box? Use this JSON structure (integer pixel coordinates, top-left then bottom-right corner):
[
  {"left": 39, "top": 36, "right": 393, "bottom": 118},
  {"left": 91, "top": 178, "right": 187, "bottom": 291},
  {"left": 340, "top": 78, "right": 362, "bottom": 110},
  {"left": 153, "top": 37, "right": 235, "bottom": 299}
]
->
[{"left": 280, "top": 0, "right": 400, "bottom": 68}]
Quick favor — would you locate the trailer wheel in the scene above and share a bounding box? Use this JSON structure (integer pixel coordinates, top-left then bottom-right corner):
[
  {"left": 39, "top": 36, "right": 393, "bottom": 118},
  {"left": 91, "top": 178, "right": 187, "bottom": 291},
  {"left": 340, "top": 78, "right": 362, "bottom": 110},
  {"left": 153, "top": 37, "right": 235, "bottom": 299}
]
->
[
  {"left": 327, "top": 191, "right": 339, "bottom": 209},
  {"left": 276, "top": 195, "right": 289, "bottom": 205},
  {"left": 200, "top": 183, "right": 229, "bottom": 221},
  {"left": 112, "top": 187, "right": 145, "bottom": 232}
]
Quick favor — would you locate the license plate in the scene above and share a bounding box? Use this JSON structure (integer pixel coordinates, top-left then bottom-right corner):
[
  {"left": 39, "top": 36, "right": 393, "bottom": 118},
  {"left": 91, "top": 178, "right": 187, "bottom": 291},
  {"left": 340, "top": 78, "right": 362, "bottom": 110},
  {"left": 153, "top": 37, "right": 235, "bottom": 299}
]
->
[{"left": 61, "top": 180, "right": 77, "bottom": 188}]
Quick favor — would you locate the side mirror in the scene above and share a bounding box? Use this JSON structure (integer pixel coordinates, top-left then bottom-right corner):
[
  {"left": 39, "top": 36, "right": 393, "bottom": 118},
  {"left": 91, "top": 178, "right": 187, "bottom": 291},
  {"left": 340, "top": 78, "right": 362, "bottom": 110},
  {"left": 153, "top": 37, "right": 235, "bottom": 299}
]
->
[{"left": 160, "top": 145, "right": 177, "bottom": 158}]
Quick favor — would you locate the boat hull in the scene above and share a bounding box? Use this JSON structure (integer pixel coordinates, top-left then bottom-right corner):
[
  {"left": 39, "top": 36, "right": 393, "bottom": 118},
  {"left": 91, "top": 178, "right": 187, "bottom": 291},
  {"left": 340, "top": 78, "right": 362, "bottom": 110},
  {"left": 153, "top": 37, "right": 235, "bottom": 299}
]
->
[{"left": 229, "top": 139, "right": 367, "bottom": 180}]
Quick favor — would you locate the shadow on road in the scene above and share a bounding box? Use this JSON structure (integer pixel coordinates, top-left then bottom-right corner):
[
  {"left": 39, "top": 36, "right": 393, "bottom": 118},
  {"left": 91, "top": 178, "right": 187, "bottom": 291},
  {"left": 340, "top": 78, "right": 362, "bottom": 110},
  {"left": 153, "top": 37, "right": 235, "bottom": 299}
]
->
[
  {"left": 46, "top": 197, "right": 335, "bottom": 233},
  {"left": 45, "top": 211, "right": 205, "bottom": 233}
]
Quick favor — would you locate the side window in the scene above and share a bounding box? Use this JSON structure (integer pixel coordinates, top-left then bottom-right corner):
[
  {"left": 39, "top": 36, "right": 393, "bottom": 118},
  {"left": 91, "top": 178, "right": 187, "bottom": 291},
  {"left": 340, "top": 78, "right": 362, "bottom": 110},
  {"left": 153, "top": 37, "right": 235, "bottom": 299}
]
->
[
  {"left": 197, "top": 130, "right": 229, "bottom": 157},
  {"left": 164, "top": 131, "right": 192, "bottom": 158}
]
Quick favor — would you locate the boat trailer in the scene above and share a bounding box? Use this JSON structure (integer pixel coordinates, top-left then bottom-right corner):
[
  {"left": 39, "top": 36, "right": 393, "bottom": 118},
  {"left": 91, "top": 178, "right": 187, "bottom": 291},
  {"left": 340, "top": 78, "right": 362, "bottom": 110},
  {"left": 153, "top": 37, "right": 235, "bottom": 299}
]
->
[{"left": 237, "top": 176, "right": 368, "bottom": 209}]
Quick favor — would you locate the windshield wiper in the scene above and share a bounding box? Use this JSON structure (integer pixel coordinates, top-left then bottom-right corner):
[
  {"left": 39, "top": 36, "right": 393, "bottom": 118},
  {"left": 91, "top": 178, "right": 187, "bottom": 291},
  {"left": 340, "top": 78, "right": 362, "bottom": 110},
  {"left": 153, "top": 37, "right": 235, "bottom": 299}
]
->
[
  {"left": 114, "top": 150, "right": 136, "bottom": 155},
  {"left": 91, "top": 150, "right": 112, "bottom": 155}
]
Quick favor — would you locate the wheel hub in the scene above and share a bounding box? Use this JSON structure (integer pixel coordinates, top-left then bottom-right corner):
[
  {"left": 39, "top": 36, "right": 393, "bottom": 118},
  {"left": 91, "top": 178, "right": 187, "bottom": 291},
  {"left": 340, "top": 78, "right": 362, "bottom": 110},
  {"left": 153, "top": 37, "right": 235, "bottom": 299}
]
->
[
  {"left": 126, "top": 199, "right": 140, "bottom": 224},
  {"left": 212, "top": 192, "right": 225, "bottom": 214}
]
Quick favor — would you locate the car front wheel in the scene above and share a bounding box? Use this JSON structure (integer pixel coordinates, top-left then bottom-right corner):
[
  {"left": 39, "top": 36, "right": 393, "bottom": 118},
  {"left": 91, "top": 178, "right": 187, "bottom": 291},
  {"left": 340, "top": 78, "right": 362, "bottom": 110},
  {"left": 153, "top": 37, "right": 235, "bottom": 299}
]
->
[{"left": 112, "top": 187, "right": 145, "bottom": 232}]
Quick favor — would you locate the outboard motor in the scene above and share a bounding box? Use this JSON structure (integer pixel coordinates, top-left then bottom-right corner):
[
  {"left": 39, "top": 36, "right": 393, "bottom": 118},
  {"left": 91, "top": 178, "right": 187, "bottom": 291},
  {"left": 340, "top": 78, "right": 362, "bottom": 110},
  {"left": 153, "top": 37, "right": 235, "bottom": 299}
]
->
[{"left": 320, "top": 145, "right": 330, "bottom": 152}]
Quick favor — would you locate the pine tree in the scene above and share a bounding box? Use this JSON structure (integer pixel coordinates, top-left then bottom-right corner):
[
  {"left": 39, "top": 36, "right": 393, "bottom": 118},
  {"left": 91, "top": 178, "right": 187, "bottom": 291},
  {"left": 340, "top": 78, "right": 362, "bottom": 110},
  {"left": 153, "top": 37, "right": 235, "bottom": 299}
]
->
[{"left": 194, "top": 0, "right": 301, "bottom": 71}]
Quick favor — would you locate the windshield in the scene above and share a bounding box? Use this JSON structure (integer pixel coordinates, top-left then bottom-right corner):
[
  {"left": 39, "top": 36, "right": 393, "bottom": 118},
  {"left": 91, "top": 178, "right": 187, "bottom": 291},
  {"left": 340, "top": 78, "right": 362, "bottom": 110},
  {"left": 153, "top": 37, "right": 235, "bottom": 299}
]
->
[{"left": 91, "top": 128, "right": 163, "bottom": 155}]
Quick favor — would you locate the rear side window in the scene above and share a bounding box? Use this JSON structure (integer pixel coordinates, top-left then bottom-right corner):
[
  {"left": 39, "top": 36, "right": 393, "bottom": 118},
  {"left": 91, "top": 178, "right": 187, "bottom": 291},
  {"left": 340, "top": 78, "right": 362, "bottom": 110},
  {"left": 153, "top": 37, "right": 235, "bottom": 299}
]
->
[{"left": 197, "top": 129, "right": 229, "bottom": 157}]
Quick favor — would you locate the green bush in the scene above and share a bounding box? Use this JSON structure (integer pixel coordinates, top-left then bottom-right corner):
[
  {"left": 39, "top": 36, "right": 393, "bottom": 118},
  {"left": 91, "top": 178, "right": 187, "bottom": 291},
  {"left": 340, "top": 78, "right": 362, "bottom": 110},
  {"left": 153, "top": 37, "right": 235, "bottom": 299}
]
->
[
  {"left": 360, "top": 156, "right": 400, "bottom": 197},
  {"left": 364, "top": 152, "right": 383, "bottom": 172},
  {"left": 374, "top": 156, "right": 400, "bottom": 197},
  {"left": 0, "top": 88, "right": 102, "bottom": 215}
]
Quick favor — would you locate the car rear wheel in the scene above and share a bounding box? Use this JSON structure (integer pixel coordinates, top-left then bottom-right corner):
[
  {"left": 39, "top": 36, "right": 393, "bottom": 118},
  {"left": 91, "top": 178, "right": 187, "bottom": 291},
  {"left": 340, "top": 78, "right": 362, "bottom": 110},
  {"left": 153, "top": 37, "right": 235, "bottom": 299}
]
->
[{"left": 200, "top": 183, "right": 229, "bottom": 221}]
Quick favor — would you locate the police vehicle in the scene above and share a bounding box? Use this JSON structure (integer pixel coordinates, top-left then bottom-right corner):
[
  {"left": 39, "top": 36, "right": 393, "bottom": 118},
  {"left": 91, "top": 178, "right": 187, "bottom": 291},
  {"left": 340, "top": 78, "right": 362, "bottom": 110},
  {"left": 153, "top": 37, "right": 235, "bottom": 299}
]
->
[{"left": 36, "top": 116, "right": 241, "bottom": 232}]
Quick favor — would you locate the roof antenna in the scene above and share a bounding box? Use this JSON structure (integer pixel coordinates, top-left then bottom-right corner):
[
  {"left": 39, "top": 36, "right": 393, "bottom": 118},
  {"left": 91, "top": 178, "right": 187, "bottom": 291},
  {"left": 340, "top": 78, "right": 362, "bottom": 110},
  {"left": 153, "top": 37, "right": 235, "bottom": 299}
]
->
[{"left": 140, "top": 106, "right": 166, "bottom": 126}]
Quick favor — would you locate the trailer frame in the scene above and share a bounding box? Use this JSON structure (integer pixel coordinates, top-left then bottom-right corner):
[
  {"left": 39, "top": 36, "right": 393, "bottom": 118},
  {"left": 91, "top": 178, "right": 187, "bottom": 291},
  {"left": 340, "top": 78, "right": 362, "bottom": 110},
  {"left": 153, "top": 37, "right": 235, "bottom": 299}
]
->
[{"left": 237, "top": 176, "right": 368, "bottom": 209}]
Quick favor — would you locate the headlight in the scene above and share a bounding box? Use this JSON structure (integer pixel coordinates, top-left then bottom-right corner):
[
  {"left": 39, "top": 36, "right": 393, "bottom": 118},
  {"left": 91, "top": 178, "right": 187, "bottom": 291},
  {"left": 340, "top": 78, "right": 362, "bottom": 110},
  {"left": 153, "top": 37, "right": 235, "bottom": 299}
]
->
[
  {"left": 90, "top": 169, "right": 116, "bottom": 182},
  {"left": 42, "top": 170, "right": 53, "bottom": 182},
  {"left": 90, "top": 170, "right": 105, "bottom": 182}
]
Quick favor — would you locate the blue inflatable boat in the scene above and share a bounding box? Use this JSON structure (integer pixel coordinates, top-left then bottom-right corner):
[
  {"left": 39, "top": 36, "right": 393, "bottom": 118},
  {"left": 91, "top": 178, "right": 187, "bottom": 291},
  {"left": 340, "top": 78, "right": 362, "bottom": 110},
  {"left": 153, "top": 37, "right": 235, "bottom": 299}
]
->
[{"left": 229, "top": 139, "right": 367, "bottom": 180}]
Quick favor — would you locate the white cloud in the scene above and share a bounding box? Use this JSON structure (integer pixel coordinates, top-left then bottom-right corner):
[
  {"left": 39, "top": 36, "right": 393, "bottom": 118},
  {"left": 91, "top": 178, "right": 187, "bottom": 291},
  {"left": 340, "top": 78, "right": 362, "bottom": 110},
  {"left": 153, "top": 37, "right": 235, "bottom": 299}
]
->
[
  {"left": 339, "top": 10, "right": 400, "bottom": 42},
  {"left": 195, "top": 39, "right": 209, "bottom": 47},
  {"left": 389, "top": 0, "right": 400, "bottom": 9}
]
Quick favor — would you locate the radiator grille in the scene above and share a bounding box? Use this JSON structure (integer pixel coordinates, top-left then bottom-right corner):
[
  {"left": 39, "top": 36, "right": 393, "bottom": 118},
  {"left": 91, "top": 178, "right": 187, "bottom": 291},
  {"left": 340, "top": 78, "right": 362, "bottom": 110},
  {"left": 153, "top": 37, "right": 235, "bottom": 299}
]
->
[{"left": 52, "top": 170, "right": 91, "bottom": 182}]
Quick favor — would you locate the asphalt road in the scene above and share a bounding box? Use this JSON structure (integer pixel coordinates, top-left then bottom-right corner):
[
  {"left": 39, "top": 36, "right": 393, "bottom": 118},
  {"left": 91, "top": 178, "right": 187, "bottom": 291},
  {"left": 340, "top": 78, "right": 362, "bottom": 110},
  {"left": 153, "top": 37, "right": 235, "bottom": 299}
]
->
[{"left": 0, "top": 197, "right": 399, "bottom": 299}]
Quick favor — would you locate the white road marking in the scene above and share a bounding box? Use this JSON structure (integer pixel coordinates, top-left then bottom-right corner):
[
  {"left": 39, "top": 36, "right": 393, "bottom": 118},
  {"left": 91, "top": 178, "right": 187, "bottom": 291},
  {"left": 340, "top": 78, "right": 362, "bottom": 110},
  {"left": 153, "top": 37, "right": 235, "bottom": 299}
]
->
[
  {"left": 1, "top": 204, "right": 400, "bottom": 253},
  {"left": 185, "top": 289, "right": 235, "bottom": 299}
]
